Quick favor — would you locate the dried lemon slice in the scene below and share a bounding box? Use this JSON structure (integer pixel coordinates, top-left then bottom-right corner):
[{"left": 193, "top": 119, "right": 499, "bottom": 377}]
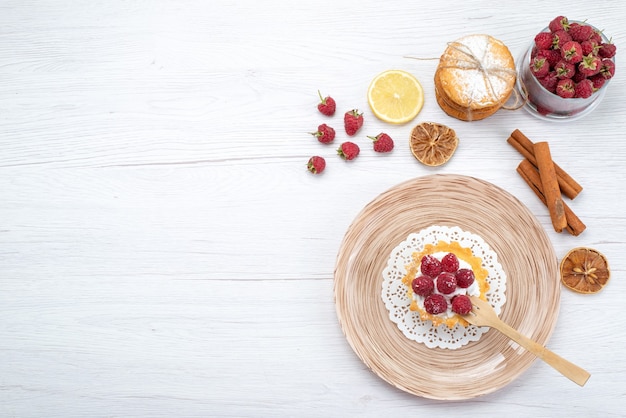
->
[
  {"left": 409, "top": 122, "right": 459, "bottom": 166},
  {"left": 367, "top": 70, "right": 424, "bottom": 124},
  {"left": 560, "top": 247, "right": 610, "bottom": 294}
]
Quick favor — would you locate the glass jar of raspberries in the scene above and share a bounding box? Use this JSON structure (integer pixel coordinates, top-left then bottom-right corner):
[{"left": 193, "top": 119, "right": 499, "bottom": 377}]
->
[{"left": 517, "top": 16, "right": 616, "bottom": 121}]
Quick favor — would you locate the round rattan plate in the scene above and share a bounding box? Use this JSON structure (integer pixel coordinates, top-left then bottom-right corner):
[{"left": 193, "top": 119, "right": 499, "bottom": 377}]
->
[{"left": 334, "top": 174, "right": 560, "bottom": 400}]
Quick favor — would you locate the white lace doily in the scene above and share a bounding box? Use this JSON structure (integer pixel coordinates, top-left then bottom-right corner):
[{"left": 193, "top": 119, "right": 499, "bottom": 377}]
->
[{"left": 382, "top": 225, "right": 507, "bottom": 349}]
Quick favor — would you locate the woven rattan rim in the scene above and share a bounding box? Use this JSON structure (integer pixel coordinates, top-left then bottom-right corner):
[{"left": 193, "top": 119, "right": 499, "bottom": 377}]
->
[{"left": 334, "top": 174, "right": 560, "bottom": 400}]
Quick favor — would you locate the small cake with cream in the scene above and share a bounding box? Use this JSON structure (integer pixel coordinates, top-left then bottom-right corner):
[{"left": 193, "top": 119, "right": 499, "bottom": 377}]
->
[{"left": 401, "top": 240, "right": 490, "bottom": 328}]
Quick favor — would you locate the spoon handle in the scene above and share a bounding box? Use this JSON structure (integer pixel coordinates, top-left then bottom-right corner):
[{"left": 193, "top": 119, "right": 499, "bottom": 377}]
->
[{"left": 490, "top": 318, "right": 590, "bottom": 386}]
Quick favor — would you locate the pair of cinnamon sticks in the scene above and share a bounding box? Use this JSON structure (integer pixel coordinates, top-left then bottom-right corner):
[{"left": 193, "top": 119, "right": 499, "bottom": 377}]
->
[{"left": 507, "top": 129, "right": 586, "bottom": 236}]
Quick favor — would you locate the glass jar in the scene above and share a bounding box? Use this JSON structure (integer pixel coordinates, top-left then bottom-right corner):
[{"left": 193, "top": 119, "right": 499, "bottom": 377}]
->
[{"left": 516, "top": 24, "right": 614, "bottom": 122}]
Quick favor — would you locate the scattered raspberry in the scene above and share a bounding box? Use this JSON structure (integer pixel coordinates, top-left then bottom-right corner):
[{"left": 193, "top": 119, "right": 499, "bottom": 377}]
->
[
  {"left": 337, "top": 141, "right": 360, "bottom": 161},
  {"left": 534, "top": 32, "right": 554, "bottom": 50},
  {"left": 556, "top": 78, "right": 575, "bottom": 98},
  {"left": 455, "top": 268, "right": 475, "bottom": 288},
  {"left": 549, "top": 15, "right": 569, "bottom": 32},
  {"left": 530, "top": 56, "right": 549, "bottom": 78},
  {"left": 310, "top": 123, "right": 335, "bottom": 144},
  {"left": 575, "top": 79, "right": 594, "bottom": 99},
  {"left": 368, "top": 133, "right": 394, "bottom": 153},
  {"left": 420, "top": 255, "right": 442, "bottom": 277},
  {"left": 560, "top": 41, "right": 583, "bottom": 63},
  {"left": 424, "top": 294, "right": 448, "bottom": 315},
  {"left": 599, "top": 42, "right": 617, "bottom": 58},
  {"left": 436, "top": 272, "right": 457, "bottom": 295},
  {"left": 569, "top": 23, "right": 594, "bottom": 42},
  {"left": 578, "top": 53, "right": 602, "bottom": 77},
  {"left": 411, "top": 275, "right": 434, "bottom": 297},
  {"left": 343, "top": 109, "right": 363, "bottom": 136},
  {"left": 451, "top": 295, "right": 473, "bottom": 315},
  {"left": 306, "top": 156, "right": 326, "bottom": 174},
  {"left": 555, "top": 60, "right": 575, "bottom": 79},
  {"left": 441, "top": 253, "right": 459, "bottom": 273},
  {"left": 317, "top": 91, "right": 336, "bottom": 116}
]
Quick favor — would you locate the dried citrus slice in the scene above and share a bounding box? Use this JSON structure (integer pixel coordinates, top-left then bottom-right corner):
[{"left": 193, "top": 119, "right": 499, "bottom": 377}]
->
[
  {"left": 560, "top": 247, "right": 610, "bottom": 294},
  {"left": 367, "top": 70, "right": 424, "bottom": 124},
  {"left": 409, "top": 122, "right": 459, "bottom": 166}
]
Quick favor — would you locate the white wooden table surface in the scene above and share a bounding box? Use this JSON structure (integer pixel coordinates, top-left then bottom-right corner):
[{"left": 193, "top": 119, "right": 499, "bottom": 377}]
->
[{"left": 1, "top": 1, "right": 625, "bottom": 417}]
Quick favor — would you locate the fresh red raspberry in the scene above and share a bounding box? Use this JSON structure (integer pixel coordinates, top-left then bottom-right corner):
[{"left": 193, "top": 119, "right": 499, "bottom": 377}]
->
[
  {"left": 589, "top": 74, "right": 606, "bottom": 90},
  {"left": 589, "top": 31, "right": 603, "bottom": 44},
  {"left": 556, "top": 78, "right": 575, "bottom": 98},
  {"left": 552, "top": 30, "right": 572, "bottom": 50},
  {"left": 572, "top": 70, "right": 587, "bottom": 83},
  {"left": 451, "top": 295, "right": 473, "bottom": 315},
  {"left": 424, "top": 294, "right": 448, "bottom": 315},
  {"left": 441, "top": 253, "right": 459, "bottom": 273},
  {"left": 534, "top": 32, "right": 554, "bottom": 50},
  {"left": 306, "top": 156, "right": 326, "bottom": 174},
  {"left": 578, "top": 53, "right": 602, "bottom": 77},
  {"left": 455, "top": 268, "right": 475, "bottom": 288},
  {"left": 337, "top": 141, "right": 360, "bottom": 160},
  {"left": 537, "top": 49, "right": 561, "bottom": 68},
  {"left": 599, "top": 43, "right": 617, "bottom": 59},
  {"left": 420, "top": 255, "right": 442, "bottom": 277},
  {"left": 310, "top": 123, "right": 335, "bottom": 144},
  {"left": 548, "top": 15, "right": 569, "bottom": 33},
  {"left": 560, "top": 41, "right": 583, "bottom": 63},
  {"left": 530, "top": 56, "right": 549, "bottom": 78},
  {"left": 538, "top": 71, "right": 558, "bottom": 92},
  {"left": 411, "top": 275, "right": 434, "bottom": 297},
  {"left": 343, "top": 109, "right": 363, "bottom": 136},
  {"left": 568, "top": 23, "right": 594, "bottom": 42},
  {"left": 368, "top": 133, "right": 394, "bottom": 153},
  {"left": 555, "top": 60, "right": 575, "bottom": 79},
  {"left": 436, "top": 272, "right": 457, "bottom": 295},
  {"left": 317, "top": 91, "right": 336, "bottom": 116},
  {"left": 599, "top": 58, "right": 616, "bottom": 80},
  {"left": 581, "top": 40, "right": 600, "bottom": 56},
  {"left": 574, "top": 79, "right": 594, "bottom": 99}
]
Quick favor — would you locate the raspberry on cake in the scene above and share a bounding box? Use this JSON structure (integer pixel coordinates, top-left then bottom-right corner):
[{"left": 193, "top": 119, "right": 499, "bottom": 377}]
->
[
  {"left": 420, "top": 254, "right": 442, "bottom": 277},
  {"left": 402, "top": 240, "right": 491, "bottom": 328},
  {"left": 436, "top": 272, "right": 457, "bottom": 295},
  {"left": 411, "top": 275, "right": 434, "bottom": 296},
  {"left": 424, "top": 294, "right": 448, "bottom": 315},
  {"left": 451, "top": 294, "right": 473, "bottom": 315},
  {"left": 456, "top": 268, "right": 475, "bottom": 288},
  {"left": 441, "top": 252, "right": 459, "bottom": 272}
]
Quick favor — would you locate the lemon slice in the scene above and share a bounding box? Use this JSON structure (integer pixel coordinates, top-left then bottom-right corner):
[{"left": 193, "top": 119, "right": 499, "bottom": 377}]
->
[{"left": 367, "top": 70, "right": 424, "bottom": 124}]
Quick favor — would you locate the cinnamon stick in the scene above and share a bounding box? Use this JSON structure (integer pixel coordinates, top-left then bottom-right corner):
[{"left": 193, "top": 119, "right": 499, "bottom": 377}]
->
[
  {"left": 508, "top": 129, "right": 582, "bottom": 199},
  {"left": 517, "top": 159, "right": 586, "bottom": 236},
  {"left": 532, "top": 142, "right": 569, "bottom": 233}
]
